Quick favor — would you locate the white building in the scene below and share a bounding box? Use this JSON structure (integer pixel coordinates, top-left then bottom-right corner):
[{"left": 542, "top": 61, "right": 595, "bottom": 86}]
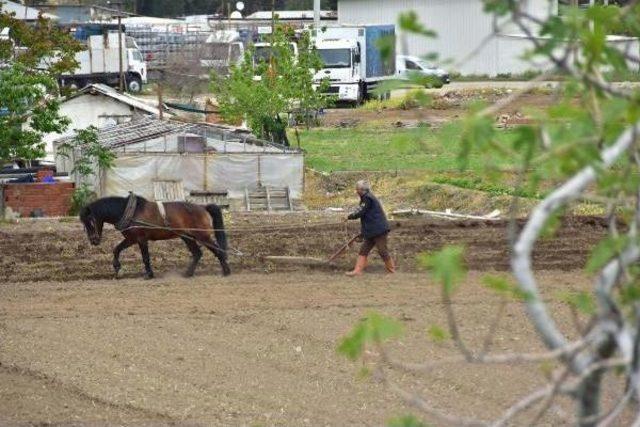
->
[
  {"left": 42, "top": 84, "right": 164, "bottom": 163},
  {"left": 0, "top": 0, "right": 57, "bottom": 21},
  {"left": 338, "top": 0, "right": 638, "bottom": 76}
]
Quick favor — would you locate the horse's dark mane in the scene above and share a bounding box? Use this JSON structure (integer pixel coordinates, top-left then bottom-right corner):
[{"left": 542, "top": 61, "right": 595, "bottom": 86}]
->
[{"left": 87, "top": 195, "right": 146, "bottom": 224}]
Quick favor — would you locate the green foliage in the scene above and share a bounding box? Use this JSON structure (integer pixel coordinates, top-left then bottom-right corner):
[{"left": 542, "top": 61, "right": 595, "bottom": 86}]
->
[
  {"left": 0, "top": 64, "right": 69, "bottom": 162},
  {"left": 620, "top": 283, "right": 640, "bottom": 305},
  {"left": 58, "top": 127, "right": 114, "bottom": 213},
  {"left": 586, "top": 235, "right": 631, "bottom": 274},
  {"left": 559, "top": 291, "right": 597, "bottom": 316},
  {"left": 57, "top": 126, "right": 115, "bottom": 178},
  {"left": 0, "top": 11, "right": 82, "bottom": 75},
  {"left": 361, "top": 90, "right": 432, "bottom": 112},
  {"left": 211, "top": 25, "right": 331, "bottom": 144},
  {"left": 338, "top": 312, "right": 403, "bottom": 361},
  {"left": 69, "top": 183, "right": 96, "bottom": 215},
  {"left": 427, "top": 324, "right": 450, "bottom": 342},
  {"left": 418, "top": 245, "right": 467, "bottom": 296},
  {"left": 388, "top": 414, "right": 429, "bottom": 427},
  {"left": 482, "top": 274, "right": 534, "bottom": 302},
  {"left": 0, "top": 10, "right": 82, "bottom": 163}
]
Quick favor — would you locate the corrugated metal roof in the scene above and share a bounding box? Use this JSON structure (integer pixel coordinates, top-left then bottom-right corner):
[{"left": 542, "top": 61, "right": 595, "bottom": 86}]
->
[
  {"left": 246, "top": 10, "right": 337, "bottom": 20},
  {"left": 54, "top": 118, "right": 300, "bottom": 154},
  {"left": 69, "top": 84, "right": 163, "bottom": 116},
  {"left": 98, "top": 118, "right": 195, "bottom": 149},
  {"left": 1, "top": 1, "right": 57, "bottom": 20},
  {"left": 54, "top": 118, "right": 195, "bottom": 149}
]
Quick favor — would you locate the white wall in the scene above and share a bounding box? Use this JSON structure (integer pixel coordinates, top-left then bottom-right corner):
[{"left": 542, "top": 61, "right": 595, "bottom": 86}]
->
[
  {"left": 337, "top": 0, "right": 555, "bottom": 75},
  {"left": 43, "top": 95, "right": 142, "bottom": 162}
]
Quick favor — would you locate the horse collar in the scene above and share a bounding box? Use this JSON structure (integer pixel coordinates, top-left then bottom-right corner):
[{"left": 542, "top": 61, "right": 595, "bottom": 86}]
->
[{"left": 115, "top": 192, "right": 137, "bottom": 231}]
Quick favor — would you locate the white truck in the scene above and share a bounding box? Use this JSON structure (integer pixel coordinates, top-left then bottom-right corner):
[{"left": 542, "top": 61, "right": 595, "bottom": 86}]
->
[
  {"left": 312, "top": 25, "right": 396, "bottom": 104},
  {"left": 54, "top": 33, "right": 148, "bottom": 93}
]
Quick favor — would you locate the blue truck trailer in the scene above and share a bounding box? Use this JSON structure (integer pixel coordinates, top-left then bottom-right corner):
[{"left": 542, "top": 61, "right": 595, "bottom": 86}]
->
[{"left": 312, "top": 24, "right": 396, "bottom": 103}]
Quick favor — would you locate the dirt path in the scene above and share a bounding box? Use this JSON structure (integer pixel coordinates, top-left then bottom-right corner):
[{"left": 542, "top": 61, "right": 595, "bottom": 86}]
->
[{"left": 0, "top": 271, "right": 631, "bottom": 426}]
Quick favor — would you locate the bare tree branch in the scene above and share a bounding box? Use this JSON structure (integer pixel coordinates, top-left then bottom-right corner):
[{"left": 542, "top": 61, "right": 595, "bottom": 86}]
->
[
  {"left": 511, "top": 120, "right": 640, "bottom": 372},
  {"left": 385, "top": 337, "right": 591, "bottom": 373}
]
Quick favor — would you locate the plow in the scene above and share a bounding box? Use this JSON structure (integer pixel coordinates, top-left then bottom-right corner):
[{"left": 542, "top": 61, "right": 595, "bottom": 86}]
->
[{"left": 262, "top": 234, "right": 362, "bottom": 267}]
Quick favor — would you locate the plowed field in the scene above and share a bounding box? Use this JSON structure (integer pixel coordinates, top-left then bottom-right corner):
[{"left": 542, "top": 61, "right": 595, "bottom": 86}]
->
[{"left": 1, "top": 214, "right": 630, "bottom": 426}]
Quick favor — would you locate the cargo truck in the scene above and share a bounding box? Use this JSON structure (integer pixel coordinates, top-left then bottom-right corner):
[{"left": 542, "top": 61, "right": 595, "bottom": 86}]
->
[
  {"left": 312, "top": 25, "right": 396, "bottom": 104},
  {"left": 52, "top": 33, "right": 148, "bottom": 93}
]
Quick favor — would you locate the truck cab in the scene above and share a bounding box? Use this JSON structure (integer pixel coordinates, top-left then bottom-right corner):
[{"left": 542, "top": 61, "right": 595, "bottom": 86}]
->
[
  {"left": 313, "top": 39, "right": 362, "bottom": 102},
  {"left": 252, "top": 42, "right": 299, "bottom": 67},
  {"left": 126, "top": 40, "right": 147, "bottom": 92}
]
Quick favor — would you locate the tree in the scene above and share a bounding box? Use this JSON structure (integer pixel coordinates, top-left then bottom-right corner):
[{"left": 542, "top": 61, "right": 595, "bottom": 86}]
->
[
  {"left": 339, "top": 2, "right": 640, "bottom": 426},
  {"left": 210, "top": 25, "right": 330, "bottom": 145},
  {"left": 57, "top": 126, "right": 115, "bottom": 212},
  {"left": 0, "top": 10, "right": 82, "bottom": 164}
]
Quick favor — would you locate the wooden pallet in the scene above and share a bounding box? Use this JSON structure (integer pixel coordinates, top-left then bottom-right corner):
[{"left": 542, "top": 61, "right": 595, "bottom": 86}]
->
[
  {"left": 187, "top": 190, "right": 230, "bottom": 209},
  {"left": 245, "top": 186, "right": 293, "bottom": 211},
  {"left": 153, "top": 180, "right": 185, "bottom": 201}
]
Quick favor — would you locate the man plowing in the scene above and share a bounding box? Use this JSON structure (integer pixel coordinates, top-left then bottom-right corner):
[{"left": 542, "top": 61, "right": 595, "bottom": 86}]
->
[{"left": 344, "top": 180, "right": 395, "bottom": 276}]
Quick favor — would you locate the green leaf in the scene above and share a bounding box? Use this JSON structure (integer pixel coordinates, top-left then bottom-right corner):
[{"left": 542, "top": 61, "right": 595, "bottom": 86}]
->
[
  {"left": 398, "top": 11, "right": 437, "bottom": 38},
  {"left": 427, "top": 325, "right": 449, "bottom": 342},
  {"left": 337, "top": 312, "right": 404, "bottom": 361},
  {"left": 418, "top": 245, "right": 467, "bottom": 296},
  {"left": 482, "top": 274, "right": 534, "bottom": 302},
  {"left": 586, "top": 235, "right": 630, "bottom": 274},
  {"left": 457, "top": 113, "right": 495, "bottom": 170},
  {"left": 620, "top": 284, "right": 640, "bottom": 305},
  {"left": 559, "top": 291, "right": 596, "bottom": 316},
  {"left": 388, "top": 414, "right": 429, "bottom": 427}
]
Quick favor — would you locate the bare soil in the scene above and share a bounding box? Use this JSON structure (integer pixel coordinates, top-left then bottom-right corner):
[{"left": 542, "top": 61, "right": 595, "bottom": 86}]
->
[
  {"left": 0, "top": 214, "right": 629, "bottom": 426},
  {"left": 1, "top": 214, "right": 607, "bottom": 282},
  {"left": 320, "top": 93, "right": 556, "bottom": 128}
]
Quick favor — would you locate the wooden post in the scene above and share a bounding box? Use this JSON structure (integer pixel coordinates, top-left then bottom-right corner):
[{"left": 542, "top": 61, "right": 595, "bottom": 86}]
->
[
  {"left": 118, "top": 10, "right": 124, "bottom": 92},
  {"left": 157, "top": 73, "right": 164, "bottom": 120}
]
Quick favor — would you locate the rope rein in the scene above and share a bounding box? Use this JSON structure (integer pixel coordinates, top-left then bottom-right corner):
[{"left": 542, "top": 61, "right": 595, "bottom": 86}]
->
[{"left": 118, "top": 219, "right": 349, "bottom": 234}]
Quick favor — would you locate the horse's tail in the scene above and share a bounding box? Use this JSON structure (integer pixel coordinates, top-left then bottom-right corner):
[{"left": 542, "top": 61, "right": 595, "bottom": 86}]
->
[{"left": 205, "top": 204, "right": 227, "bottom": 253}]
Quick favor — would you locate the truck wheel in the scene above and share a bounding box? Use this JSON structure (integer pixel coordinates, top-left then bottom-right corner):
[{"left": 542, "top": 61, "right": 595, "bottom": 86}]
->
[
  {"left": 357, "top": 82, "right": 368, "bottom": 105},
  {"left": 127, "top": 76, "right": 142, "bottom": 93}
]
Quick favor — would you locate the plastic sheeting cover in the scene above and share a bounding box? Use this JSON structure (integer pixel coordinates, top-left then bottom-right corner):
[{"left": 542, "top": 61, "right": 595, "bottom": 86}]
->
[{"left": 103, "top": 153, "right": 303, "bottom": 200}]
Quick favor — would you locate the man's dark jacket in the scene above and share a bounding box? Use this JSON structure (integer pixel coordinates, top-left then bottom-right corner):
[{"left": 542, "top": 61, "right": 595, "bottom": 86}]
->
[{"left": 348, "top": 191, "right": 390, "bottom": 239}]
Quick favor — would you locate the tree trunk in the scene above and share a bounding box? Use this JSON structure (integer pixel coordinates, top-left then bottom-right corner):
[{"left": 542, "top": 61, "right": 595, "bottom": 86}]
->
[{"left": 577, "top": 370, "right": 604, "bottom": 427}]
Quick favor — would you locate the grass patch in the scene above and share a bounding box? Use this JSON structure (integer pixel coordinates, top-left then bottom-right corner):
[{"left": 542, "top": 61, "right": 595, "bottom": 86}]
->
[
  {"left": 297, "top": 123, "right": 516, "bottom": 173},
  {"left": 432, "top": 176, "right": 542, "bottom": 199},
  {"left": 361, "top": 89, "right": 431, "bottom": 112}
]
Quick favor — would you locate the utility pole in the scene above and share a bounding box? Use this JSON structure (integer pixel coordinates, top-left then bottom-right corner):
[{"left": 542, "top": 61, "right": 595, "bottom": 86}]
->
[
  {"left": 313, "top": 0, "right": 320, "bottom": 28},
  {"left": 117, "top": 5, "right": 124, "bottom": 92},
  {"left": 108, "top": 1, "right": 125, "bottom": 92},
  {"left": 271, "top": 0, "right": 275, "bottom": 37}
]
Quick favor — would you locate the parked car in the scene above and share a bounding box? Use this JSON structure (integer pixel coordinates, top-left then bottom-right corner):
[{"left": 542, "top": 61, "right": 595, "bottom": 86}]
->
[{"left": 396, "top": 55, "right": 450, "bottom": 85}]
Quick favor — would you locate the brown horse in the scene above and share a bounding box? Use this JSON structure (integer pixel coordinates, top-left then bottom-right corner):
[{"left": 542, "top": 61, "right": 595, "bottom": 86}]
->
[{"left": 79, "top": 194, "right": 230, "bottom": 279}]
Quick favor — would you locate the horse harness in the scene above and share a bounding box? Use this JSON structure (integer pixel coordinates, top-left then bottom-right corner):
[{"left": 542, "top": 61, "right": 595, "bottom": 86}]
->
[
  {"left": 156, "top": 201, "right": 170, "bottom": 227},
  {"left": 115, "top": 192, "right": 138, "bottom": 231}
]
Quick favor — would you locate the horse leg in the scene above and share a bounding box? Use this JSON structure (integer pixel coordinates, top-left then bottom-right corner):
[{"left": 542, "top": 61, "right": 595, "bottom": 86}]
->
[
  {"left": 138, "top": 240, "right": 154, "bottom": 279},
  {"left": 181, "top": 237, "right": 202, "bottom": 278},
  {"left": 199, "top": 236, "right": 231, "bottom": 277},
  {"left": 112, "top": 237, "right": 134, "bottom": 279}
]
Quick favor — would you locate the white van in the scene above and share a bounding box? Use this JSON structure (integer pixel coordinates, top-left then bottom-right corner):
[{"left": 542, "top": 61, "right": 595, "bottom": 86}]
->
[{"left": 396, "top": 55, "right": 450, "bottom": 85}]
